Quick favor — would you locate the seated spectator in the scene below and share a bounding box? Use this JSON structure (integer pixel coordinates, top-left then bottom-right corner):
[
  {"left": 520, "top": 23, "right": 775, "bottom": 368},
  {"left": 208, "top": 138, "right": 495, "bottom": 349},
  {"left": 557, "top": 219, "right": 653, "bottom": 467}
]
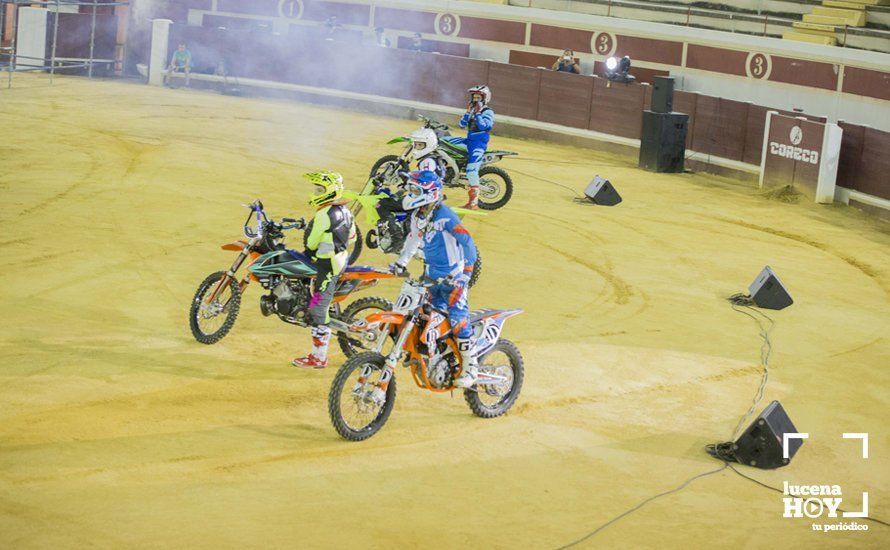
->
[
  {"left": 165, "top": 43, "right": 191, "bottom": 87},
  {"left": 408, "top": 32, "right": 427, "bottom": 52},
  {"left": 323, "top": 16, "right": 340, "bottom": 41},
  {"left": 552, "top": 49, "right": 580, "bottom": 74},
  {"left": 374, "top": 26, "right": 391, "bottom": 48}
]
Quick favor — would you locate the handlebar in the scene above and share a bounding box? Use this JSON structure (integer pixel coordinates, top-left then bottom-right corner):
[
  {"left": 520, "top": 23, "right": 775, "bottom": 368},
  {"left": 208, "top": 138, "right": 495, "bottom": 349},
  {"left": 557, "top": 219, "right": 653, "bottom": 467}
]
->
[
  {"left": 417, "top": 114, "right": 448, "bottom": 131},
  {"left": 242, "top": 200, "right": 306, "bottom": 238},
  {"left": 280, "top": 217, "right": 306, "bottom": 231}
]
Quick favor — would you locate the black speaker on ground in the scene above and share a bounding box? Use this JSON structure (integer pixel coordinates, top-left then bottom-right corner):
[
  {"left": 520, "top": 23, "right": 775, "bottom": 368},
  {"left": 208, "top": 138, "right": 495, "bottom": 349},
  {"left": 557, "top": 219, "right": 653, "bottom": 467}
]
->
[
  {"left": 584, "top": 176, "right": 622, "bottom": 206},
  {"left": 749, "top": 266, "right": 793, "bottom": 310},
  {"left": 639, "top": 111, "right": 688, "bottom": 173},
  {"left": 652, "top": 76, "right": 674, "bottom": 113},
  {"left": 733, "top": 401, "right": 802, "bottom": 469}
]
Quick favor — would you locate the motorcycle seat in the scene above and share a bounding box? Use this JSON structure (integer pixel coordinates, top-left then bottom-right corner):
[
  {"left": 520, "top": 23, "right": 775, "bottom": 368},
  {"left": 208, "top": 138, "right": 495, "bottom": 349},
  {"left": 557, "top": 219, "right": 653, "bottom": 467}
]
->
[
  {"left": 441, "top": 137, "right": 495, "bottom": 155},
  {"left": 344, "top": 265, "right": 377, "bottom": 273}
]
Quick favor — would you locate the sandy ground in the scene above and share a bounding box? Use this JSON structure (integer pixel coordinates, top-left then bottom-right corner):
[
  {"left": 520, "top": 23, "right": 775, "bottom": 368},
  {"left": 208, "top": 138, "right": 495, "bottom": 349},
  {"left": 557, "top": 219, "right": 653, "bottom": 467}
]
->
[{"left": 1, "top": 74, "right": 888, "bottom": 548}]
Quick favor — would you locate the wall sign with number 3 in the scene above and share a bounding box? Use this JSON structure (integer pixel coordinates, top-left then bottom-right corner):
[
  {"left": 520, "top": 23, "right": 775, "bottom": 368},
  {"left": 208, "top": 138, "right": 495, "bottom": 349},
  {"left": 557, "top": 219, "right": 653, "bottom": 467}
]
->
[
  {"left": 435, "top": 13, "right": 461, "bottom": 37},
  {"left": 591, "top": 32, "right": 616, "bottom": 57},
  {"left": 746, "top": 52, "right": 772, "bottom": 80}
]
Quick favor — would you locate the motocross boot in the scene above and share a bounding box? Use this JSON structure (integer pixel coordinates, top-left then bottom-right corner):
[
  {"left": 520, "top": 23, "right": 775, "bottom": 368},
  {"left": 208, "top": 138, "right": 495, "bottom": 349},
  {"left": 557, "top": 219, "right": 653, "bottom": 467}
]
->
[
  {"left": 462, "top": 187, "right": 479, "bottom": 210},
  {"left": 292, "top": 325, "right": 331, "bottom": 369},
  {"left": 453, "top": 336, "right": 479, "bottom": 388}
]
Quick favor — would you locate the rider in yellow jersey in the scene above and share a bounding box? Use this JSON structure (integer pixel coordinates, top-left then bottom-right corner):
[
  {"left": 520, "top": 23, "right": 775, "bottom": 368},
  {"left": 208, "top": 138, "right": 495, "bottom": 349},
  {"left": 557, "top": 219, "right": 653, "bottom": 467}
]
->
[{"left": 293, "top": 171, "right": 356, "bottom": 369}]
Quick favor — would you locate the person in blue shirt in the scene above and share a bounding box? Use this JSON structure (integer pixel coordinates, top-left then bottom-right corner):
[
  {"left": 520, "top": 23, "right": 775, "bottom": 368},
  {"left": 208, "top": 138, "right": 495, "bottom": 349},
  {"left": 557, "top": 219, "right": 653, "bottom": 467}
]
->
[
  {"left": 390, "top": 170, "right": 480, "bottom": 388},
  {"left": 454, "top": 85, "right": 494, "bottom": 210},
  {"left": 552, "top": 49, "right": 580, "bottom": 74}
]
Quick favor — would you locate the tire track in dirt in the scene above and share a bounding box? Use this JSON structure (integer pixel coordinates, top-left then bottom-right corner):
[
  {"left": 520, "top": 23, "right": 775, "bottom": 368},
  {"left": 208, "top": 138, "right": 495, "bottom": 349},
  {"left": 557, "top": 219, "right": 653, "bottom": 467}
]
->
[
  {"left": 17, "top": 150, "right": 100, "bottom": 218},
  {"left": 494, "top": 206, "right": 640, "bottom": 311},
  {"left": 710, "top": 216, "right": 887, "bottom": 294},
  {"left": 511, "top": 363, "right": 762, "bottom": 416}
]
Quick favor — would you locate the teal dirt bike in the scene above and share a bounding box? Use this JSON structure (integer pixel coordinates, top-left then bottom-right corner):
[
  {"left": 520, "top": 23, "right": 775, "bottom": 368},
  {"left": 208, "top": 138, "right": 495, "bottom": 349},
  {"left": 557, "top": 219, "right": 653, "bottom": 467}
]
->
[
  {"left": 369, "top": 115, "right": 517, "bottom": 210},
  {"left": 189, "top": 200, "right": 398, "bottom": 357}
]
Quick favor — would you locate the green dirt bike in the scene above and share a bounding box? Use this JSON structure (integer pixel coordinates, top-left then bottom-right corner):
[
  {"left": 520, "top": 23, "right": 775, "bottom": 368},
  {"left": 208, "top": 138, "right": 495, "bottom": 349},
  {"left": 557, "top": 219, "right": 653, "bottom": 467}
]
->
[
  {"left": 338, "top": 177, "right": 484, "bottom": 288},
  {"left": 370, "top": 115, "right": 517, "bottom": 210}
]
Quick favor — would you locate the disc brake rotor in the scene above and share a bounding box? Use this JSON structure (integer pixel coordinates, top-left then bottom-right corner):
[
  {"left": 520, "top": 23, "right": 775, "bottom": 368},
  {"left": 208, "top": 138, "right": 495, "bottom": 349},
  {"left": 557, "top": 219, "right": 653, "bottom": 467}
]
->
[
  {"left": 201, "top": 300, "right": 224, "bottom": 319},
  {"left": 479, "top": 178, "right": 500, "bottom": 199},
  {"left": 482, "top": 365, "right": 513, "bottom": 397}
]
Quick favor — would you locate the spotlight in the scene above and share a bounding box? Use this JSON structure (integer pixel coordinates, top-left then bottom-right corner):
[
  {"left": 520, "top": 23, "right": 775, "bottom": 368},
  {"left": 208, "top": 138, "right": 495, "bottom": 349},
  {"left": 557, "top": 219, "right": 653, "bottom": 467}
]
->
[{"left": 604, "top": 55, "right": 635, "bottom": 83}]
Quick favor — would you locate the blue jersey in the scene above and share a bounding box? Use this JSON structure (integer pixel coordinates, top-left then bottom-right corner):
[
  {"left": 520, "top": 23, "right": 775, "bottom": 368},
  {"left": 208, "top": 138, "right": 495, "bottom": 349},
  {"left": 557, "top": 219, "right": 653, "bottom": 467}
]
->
[
  {"left": 397, "top": 204, "right": 477, "bottom": 279},
  {"left": 459, "top": 107, "right": 494, "bottom": 144}
]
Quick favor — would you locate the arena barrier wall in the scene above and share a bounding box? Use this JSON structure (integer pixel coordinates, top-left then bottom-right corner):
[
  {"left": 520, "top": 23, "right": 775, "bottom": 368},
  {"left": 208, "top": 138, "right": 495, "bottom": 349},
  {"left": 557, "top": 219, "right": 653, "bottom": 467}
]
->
[
  {"left": 131, "top": 0, "right": 890, "bottom": 124},
  {"left": 151, "top": 19, "right": 889, "bottom": 209}
]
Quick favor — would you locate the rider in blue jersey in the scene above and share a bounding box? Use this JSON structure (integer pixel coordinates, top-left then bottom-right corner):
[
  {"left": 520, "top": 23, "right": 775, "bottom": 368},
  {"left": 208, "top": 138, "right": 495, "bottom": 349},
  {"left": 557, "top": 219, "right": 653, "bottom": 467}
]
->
[
  {"left": 454, "top": 85, "right": 494, "bottom": 210},
  {"left": 390, "top": 170, "right": 480, "bottom": 387}
]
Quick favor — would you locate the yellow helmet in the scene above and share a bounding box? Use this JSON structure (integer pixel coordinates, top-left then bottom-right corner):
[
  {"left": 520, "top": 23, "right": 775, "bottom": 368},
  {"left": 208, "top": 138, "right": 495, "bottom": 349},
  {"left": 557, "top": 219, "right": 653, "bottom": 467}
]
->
[{"left": 304, "top": 171, "right": 343, "bottom": 207}]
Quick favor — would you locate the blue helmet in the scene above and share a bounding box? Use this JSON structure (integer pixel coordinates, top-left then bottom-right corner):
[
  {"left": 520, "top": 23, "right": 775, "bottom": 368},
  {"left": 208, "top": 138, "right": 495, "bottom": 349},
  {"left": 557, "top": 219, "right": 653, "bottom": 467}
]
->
[{"left": 401, "top": 170, "right": 442, "bottom": 210}]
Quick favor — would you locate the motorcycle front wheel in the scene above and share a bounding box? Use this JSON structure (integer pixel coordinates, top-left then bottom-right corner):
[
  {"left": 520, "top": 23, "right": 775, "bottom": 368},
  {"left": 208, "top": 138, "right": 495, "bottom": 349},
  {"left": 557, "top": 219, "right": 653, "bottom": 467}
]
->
[
  {"left": 369, "top": 155, "right": 406, "bottom": 187},
  {"left": 329, "top": 352, "right": 397, "bottom": 441},
  {"left": 189, "top": 271, "right": 242, "bottom": 344},
  {"left": 477, "top": 166, "right": 514, "bottom": 210}
]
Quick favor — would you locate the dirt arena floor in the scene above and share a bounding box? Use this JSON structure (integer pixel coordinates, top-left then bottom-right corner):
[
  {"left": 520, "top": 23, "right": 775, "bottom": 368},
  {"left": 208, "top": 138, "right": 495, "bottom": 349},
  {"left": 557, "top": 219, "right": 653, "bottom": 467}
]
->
[{"left": 1, "top": 74, "right": 888, "bottom": 548}]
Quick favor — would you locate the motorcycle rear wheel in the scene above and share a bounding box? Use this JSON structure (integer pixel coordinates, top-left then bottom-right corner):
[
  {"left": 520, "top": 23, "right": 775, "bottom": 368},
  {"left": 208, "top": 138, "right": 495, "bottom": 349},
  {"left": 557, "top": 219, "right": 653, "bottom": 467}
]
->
[
  {"left": 336, "top": 297, "right": 394, "bottom": 357},
  {"left": 329, "top": 352, "right": 397, "bottom": 441},
  {"left": 369, "top": 154, "right": 406, "bottom": 186},
  {"left": 468, "top": 247, "right": 482, "bottom": 289},
  {"left": 464, "top": 339, "right": 524, "bottom": 418},
  {"left": 189, "top": 271, "right": 241, "bottom": 344},
  {"left": 477, "top": 166, "right": 513, "bottom": 210}
]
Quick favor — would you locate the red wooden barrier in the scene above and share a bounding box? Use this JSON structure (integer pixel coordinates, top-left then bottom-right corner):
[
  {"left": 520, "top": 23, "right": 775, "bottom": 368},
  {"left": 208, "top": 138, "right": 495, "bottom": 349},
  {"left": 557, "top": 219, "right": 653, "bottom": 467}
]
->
[
  {"left": 165, "top": 24, "right": 889, "bottom": 202},
  {"left": 487, "top": 62, "right": 541, "bottom": 120},
  {"left": 589, "top": 77, "right": 646, "bottom": 139},
  {"left": 537, "top": 71, "right": 594, "bottom": 129},
  {"left": 432, "top": 55, "right": 490, "bottom": 107}
]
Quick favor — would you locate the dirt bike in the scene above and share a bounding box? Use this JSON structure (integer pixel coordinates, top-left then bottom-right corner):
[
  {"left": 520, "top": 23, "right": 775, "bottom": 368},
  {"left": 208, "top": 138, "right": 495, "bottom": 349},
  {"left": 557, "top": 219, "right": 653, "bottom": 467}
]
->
[
  {"left": 370, "top": 114, "right": 517, "bottom": 210},
  {"left": 188, "top": 200, "right": 398, "bottom": 357},
  {"left": 341, "top": 179, "right": 484, "bottom": 288},
  {"left": 328, "top": 274, "right": 525, "bottom": 441}
]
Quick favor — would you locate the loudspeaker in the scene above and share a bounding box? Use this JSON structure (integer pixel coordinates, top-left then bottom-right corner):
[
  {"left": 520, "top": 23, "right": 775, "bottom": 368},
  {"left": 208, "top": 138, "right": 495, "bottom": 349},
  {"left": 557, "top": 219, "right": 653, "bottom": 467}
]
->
[
  {"left": 748, "top": 266, "right": 793, "bottom": 310},
  {"left": 584, "top": 176, "right": 622, "bottom": 206},
  {"left": 733, "top": 401, "right": 802, "bottom": 469},
  {"left": 639, "top": 111, "right": 688, "bottom": 173},
  {"left": 652, "top": 76, "right": 674, "bottom": 113}
]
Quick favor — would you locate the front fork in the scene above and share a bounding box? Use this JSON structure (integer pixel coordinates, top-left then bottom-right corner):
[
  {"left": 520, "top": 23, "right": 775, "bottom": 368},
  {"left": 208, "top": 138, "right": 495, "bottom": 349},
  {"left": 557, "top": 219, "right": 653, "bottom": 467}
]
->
[
  {"left": 206, "top": 239, "right": 257, "bottom": 304},
  {"left": 354, "top": 316, "right": 417, "bottom": 400}
]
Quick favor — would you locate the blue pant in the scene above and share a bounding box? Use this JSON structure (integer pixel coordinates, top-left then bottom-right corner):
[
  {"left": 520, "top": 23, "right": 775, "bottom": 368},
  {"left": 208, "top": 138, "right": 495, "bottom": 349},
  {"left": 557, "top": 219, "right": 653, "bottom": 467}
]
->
[
  {"left": 448, "top": 136, "right": 488, "bottom": 188},
  {"left": 429, "top": 282, "right": 472, "bottom": 338}
]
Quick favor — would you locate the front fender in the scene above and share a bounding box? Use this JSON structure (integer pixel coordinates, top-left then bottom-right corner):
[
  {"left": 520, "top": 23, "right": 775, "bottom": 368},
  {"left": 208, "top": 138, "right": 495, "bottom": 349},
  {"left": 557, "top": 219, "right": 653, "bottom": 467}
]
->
[
  {"left": 452, "top": 207, "right": 487, "bottom": 218},
  {"left": 364, "top": 311, "right": 405, "bottom": 326},
  {"left": 356, "top": 193, "right": 390, "bottom": 224},
  {"left": 221, "top": 240, "right": 248, "bottom": 251},
  {"left": 387, "top": 137, "right": 410, "bottom": 145}
]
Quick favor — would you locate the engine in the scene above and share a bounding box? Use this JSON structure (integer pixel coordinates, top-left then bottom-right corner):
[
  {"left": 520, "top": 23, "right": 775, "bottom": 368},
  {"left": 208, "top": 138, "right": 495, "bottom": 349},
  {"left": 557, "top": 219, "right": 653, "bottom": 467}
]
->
[
  {"left": 426, "top": 346, "right": 457, "bottom": 389},
  {"left": 377, "top": 217, "right": 409, "bottom": 255},
  {"left": 260, "top": 278, "right": 311, "bottom": 321}
]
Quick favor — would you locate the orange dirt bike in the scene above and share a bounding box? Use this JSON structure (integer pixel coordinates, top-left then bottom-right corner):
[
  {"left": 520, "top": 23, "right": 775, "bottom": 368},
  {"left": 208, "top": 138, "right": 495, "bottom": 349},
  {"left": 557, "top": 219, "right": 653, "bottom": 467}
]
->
[
  {"left": 188, "top": 200, "right": 398, "bottom": 357},
  {"left": 328, "top": 274, "right": 525, "bottom": 441}
]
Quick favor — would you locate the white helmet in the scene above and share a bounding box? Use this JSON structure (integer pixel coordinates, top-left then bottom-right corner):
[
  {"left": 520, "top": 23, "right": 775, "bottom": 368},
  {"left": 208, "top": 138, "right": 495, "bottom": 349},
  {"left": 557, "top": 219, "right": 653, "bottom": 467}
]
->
[
  {"left": 468, "top": 84, "right": 492, "bottom": 106},
  {"left": 409, "top": 128, "right": 438, "bottom": 160}
]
